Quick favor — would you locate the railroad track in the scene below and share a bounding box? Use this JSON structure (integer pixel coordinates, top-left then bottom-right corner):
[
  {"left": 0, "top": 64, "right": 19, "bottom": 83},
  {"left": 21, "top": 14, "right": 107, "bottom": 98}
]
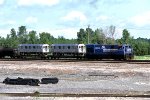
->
[
  {"left": 1, "top": 93, "right": 150, "bottom": 97},
  {"left": 0, "top": 58, "right": 150, "bottom": 63}
]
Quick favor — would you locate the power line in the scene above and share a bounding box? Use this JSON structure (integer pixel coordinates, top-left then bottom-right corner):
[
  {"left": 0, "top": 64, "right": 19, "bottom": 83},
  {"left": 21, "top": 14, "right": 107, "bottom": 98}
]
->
[{"left": 87, "top": 24, "right": 90, "bottom": 44}]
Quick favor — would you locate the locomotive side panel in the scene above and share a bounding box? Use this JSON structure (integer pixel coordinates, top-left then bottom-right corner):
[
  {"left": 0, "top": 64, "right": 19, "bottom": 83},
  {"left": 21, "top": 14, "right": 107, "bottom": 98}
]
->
[{"left": 86, "top": 44, "right": 134, "bottom": 60}]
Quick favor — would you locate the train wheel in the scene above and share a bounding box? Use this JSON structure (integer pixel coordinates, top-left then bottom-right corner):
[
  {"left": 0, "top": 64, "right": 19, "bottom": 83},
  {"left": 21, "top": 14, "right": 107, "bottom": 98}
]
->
[{"left": 124, "top": 56, "right": 127, "bottom": 61}]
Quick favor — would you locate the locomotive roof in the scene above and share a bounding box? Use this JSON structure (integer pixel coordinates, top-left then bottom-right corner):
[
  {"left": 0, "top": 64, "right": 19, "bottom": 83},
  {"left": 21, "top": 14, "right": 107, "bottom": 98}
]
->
[{"left": 86, "top": 44, "right": 131, "bottom": 46}]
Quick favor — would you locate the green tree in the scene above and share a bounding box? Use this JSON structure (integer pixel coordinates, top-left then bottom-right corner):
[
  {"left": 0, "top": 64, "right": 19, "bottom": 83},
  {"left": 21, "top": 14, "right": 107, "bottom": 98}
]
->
[
  {"left": 0, "top": 37, "right": 6, "bottom": 47},
  {"left": 39, "top": 32, "right": 54, "bottom": 44},
  {"left": 18, "top": 34, "right": 29, "bottom": 44},
  {"left": 149, "top": 39, "right": 150, "bottom": 55},
  {"left": 86, "top": 26, "right": 94, "bottom": 44},
  {"left": 77, "top": 28, "right": 87, "bottom": 44},
  {"left": 94, "top": 28, "right": 105, "bottom": 44},
  {"left": 133, "top": 38, "right": 149, "bottom": 55},
  {"left": 17, "top": 26, "right": 27, "bottom": 36},
  {"left": 122, "top": 29, "right": 130, "bottom": 44},
  {"left": 28, "top": 30, "right": 38, "bottom": 44},
  {"left": 57, "top": 36, "right": 67, "bottom": 43},
  {"left": 77, "top": 27, "right": 107, "bottom": 44},
  {"left": 17, "top": 26, "right": 28, "bottom": 44},
  {"left": 10, "top": 28, "right": 17, "bottom": 39},
  {"left": 9, "top": 28, "right": 19, "bottom": 47}
]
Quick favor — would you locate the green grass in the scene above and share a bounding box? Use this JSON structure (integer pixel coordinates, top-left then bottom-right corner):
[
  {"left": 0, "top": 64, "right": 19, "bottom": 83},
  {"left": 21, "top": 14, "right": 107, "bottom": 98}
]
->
[{"left": 134, "top": 55, "right": 150, "bottom": 60}]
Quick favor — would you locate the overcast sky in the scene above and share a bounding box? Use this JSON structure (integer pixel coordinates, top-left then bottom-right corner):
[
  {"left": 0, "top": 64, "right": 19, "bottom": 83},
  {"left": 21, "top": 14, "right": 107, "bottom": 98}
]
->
[{"left": 0, "top": 0, "right": 150, "bottom": 39}]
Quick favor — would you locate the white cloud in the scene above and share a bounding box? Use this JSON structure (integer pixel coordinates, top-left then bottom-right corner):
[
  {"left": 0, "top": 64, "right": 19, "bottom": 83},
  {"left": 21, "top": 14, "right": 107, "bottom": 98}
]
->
[
  {"left": 25, "top": 16, "right": 38, "bottom": 24},
  {"left": 18, "top": 0, "right": 59, "bottom": 6},
  {"left": 129, "top": 11, "right": 150, "bottom": 27},
  {"left": 0, "top": 0, "right": 4, "bottom": 5},
  {"left": 62, "top": 11, "right": 87, "bottom": 22},
  {"left": 96, "top": 15, "right": 109, "bottom": 21}
]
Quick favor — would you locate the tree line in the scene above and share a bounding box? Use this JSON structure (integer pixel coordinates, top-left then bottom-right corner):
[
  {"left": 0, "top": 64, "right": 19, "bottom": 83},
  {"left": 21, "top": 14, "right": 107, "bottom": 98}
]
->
[
  {"left": 0, "top": 25, "right": 150, "bottom": 56},
  {"left": 0, "top": 26, "right": 77, "bottom": 48}
]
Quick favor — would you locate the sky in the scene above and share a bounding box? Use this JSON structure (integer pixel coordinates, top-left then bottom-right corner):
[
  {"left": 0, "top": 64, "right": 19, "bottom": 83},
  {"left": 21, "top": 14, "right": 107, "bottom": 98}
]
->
[{"left": 0, "top": 0, "right": 150, "bottom": 39}]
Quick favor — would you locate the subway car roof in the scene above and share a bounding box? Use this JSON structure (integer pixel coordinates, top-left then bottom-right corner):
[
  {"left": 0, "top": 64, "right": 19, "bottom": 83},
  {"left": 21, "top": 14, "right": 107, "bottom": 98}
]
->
[
  {"left": 18, "top": 44, "right": 49, "bottom": 46},
  {"left": 51, "top": 44, "right": 85, "bottom": 46}
]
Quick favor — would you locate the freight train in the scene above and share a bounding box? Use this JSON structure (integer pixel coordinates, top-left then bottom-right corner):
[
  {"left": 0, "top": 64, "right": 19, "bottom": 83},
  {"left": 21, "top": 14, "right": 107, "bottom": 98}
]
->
[{"left": 0, "top": 44, "right": 134, "bottom": 60}]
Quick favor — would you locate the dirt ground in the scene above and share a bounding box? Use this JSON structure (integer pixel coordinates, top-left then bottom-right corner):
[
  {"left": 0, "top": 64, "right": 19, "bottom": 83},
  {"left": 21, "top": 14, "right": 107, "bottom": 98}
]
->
[{"left": 0, "top": 59, "right": 150, "bottom": 99}]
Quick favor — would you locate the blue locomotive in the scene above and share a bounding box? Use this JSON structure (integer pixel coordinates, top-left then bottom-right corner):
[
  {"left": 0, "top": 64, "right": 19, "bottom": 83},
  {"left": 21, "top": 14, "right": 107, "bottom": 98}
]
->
[{"left": 86, "top": 44, "right": 134, "bottom": 60}]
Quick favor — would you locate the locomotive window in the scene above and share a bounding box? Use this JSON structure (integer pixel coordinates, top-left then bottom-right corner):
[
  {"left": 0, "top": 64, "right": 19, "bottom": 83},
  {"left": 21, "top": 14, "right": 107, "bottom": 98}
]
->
[
  {"left": 45, "top": 46, "right": 48, "bottom": 51},
  {"left": 33, "top": 46, "right": 36, "bottom": 49},
  {"left": 29, "top": 46, "right": 31, "bottom": 49},
  {"left": 68, "top": 46, "right": 70, "bottom": 49},
  {"left": 25, "top": 46, "right": 27, "bottom": 49},
  {"left": 118, "top": 46, "right": 122, "bottom": 49},
  {"left": 59, "top": 46, "right": 61, "bottom": 49},
  {"left": 81, "top": 46, "right": 83, "bottom": 51},
  {"left": 111, "top": 45, "right": 114, "bottom": 49}
]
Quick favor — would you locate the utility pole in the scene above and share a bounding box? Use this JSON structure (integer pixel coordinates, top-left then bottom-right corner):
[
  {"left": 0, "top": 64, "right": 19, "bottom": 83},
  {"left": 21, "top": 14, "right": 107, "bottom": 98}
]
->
[{"left": 88, "top": 25, "right": 90, "bottom": 44}]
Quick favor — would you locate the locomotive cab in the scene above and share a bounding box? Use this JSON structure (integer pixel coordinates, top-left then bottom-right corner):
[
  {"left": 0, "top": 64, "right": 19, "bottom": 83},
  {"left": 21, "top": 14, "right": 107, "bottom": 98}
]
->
[{"left": 122, "top": 44, "right": 134, "bottom": 60}]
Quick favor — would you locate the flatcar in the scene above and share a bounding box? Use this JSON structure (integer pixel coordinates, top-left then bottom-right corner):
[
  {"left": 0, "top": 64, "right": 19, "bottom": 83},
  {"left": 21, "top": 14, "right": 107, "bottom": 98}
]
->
[
  {"left": 51, "top": 44, "right": 86, "bottom": 59},
  {"left": 86, "top": 44, "right": 134, "bottom": 60},
  {"left": 18, "top": 44, "right": 49, "bottom": 58}
]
